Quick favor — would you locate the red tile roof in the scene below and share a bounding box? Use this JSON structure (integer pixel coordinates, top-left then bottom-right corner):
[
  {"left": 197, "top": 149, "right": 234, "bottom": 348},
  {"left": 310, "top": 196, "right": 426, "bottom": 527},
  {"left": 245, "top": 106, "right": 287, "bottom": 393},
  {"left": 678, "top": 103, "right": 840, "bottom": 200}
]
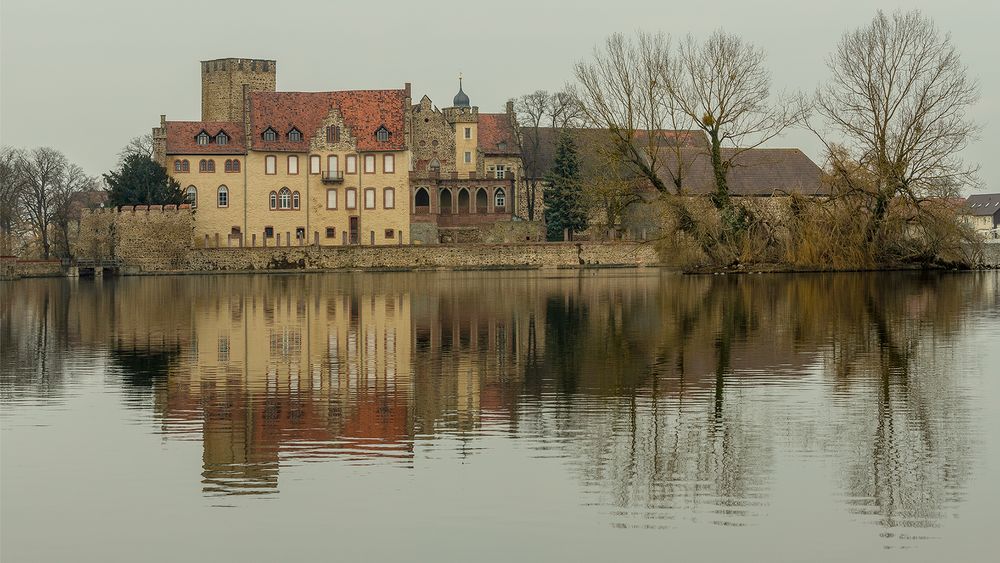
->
[
  {"left": 165, "top": 121, "right": 246, "bottom": 155},
  {"left": 250, "top": 89, "right": 407, "bottom": 152},
  {"left": 478, "top": 113, "right": 518, "bottom": 155}
]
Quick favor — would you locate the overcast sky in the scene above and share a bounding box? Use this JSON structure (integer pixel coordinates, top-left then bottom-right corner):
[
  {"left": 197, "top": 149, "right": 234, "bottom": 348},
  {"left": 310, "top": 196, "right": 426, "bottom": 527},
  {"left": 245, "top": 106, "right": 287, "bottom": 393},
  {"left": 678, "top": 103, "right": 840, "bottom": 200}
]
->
[{"left": 1, "top": 0, "right": 996, "bottom": 193}]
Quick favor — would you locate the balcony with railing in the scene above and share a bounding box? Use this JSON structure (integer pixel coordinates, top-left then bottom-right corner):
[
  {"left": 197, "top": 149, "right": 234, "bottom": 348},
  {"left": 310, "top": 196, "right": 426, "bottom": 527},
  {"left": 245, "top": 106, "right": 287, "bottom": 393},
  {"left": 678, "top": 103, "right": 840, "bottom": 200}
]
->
[{"left": 322, "top": 170, "right": 344, "bottom": 183}]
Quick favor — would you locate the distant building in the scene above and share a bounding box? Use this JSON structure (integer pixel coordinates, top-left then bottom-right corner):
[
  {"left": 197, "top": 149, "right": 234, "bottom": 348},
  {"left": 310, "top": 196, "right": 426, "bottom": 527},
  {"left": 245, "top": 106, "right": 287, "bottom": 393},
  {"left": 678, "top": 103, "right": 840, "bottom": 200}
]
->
[{"left": 959, "top": 194, "right": 1000, "bottom": 232}]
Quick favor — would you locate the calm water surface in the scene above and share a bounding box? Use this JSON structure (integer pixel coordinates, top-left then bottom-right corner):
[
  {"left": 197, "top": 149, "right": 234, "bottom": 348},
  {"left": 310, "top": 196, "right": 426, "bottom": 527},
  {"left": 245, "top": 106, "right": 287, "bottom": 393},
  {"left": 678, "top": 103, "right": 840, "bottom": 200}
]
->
[{"left": 2, "top": 270, "right": 998, "bottom": 562}]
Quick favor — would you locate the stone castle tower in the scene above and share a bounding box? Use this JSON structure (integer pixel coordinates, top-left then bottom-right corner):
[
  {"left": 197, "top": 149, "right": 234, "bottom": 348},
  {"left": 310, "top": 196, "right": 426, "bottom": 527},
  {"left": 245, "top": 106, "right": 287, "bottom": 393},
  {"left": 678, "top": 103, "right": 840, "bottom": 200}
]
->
[{"left": 200, "top": 58, "right": 276, "bottom": 122}]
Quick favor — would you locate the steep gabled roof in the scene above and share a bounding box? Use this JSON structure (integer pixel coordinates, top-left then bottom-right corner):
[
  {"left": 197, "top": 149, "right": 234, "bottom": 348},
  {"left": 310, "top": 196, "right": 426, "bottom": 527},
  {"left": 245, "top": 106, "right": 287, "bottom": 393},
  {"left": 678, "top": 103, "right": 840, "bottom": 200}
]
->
[
  {"left": 962, "top": 194, "right": 1000, "bottom": 216},
  {"left": 165, "top": 121, "right": 246, "bottom": 154},
  {"left": 478, "top": 113, "right": 518, "bottom": 155},
  {"left": 654, "top": 148, "right": 826, "bottom": 196},
  {"left": 249, "top": 89, "right": 407, "bottom": 152}
]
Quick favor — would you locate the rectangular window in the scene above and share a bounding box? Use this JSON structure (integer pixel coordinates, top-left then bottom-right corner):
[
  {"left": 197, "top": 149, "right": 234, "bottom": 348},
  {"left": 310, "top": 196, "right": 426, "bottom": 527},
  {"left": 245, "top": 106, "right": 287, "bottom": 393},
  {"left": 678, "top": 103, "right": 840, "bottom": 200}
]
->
[
  {"left": 326, "top": 189, "right": 337, "bottom": 209},
  {"left": 384, "top": 229, "right": 395, "bottom": 239},
  {"left": 326, "top": 227, "right": 336, "bottom": 238},
  {"left": 383, "top": 188, "right": 395, "bottom": 209},
  {"left": 364, "top": 188, "right": 376, "bottom": 209},
  {"left": 327, "top": 125, "right": 341, "bottom": 143},
  {"left": 383, "top": 154, "right": 395, "bottom": 174},
  {"left": 310, "top": 155, "right": 321, "bottom": 174},
  {"left": 464, "top": 151, "right": 471, "bottom": 163},
  {"left": 288, "top": 155, "right": 299, "bottom": 175},
  {"left": 464, "top": 127, "right": 471, "bottom": 139},
  {"left": 346, "top": 155, "right": 357, "bottom": 174},
  {"left": 327, "top": 155, "right": 339, "bottom": 174},
  {"left": 265, "top": 155, "right": 276, "bottom": 175},
  {"left": 346, "top": 188, "right": 357, "bottom": 209},
  {"left": 495, "top": 164, "right": 506, "bottom": 179},
  {"left": 364, "top": 155, "right": 376, "bottom": 174},
  {"left": 264, "top": 226, "right": 274, "bottom": 238}
]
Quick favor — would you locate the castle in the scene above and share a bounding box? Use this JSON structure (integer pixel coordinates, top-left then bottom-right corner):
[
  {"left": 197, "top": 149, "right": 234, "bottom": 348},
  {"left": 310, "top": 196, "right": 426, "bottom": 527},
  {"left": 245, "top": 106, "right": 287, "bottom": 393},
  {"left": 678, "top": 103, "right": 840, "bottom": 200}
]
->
[{"left": 153, "top": 58, "right": 526, "bottom": 247}]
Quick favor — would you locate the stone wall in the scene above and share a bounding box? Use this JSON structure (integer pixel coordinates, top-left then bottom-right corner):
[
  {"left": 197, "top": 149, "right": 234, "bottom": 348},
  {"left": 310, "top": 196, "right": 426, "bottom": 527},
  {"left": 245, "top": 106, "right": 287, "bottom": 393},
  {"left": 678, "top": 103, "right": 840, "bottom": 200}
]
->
[
  {"left": 183, "top": 242, "right": 661, "bottom": 272},
  {"left": 0, "top": 257, "right": 63, "bottom": 280},
  {"left": 76, "top": 206, "right": 194, "bottom": 270}
]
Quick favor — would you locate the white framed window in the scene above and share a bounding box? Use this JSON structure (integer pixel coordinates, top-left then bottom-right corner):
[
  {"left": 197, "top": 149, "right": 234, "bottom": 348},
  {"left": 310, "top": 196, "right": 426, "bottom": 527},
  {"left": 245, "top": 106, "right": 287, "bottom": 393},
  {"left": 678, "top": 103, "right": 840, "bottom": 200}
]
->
[
  {"left": 292, "top": 191, "right": 300, "bottom": 210},
  {"left": 310, "top": 155, "right": 321, "bottom": 174},
  {"left": 495, "top": 164, "right": 506, "bottom": 179},
  {"left": 217, "top": 185, "right": 229, "bottom": 208},
  {"left": 326, "top": 189, "right": 338, "bottom": 209},
  {"left": 196, "top": 132, "right": 209, "bottom": 145},
  {"left": 383, "top": 187, "right": 395, "bottom": 209},
  {"left": 185, "top": 186, "right": 198, "bottom": 208},
  {"left": 346, "top": 188, "right": 357, "bottom": 209},
  {"left": 288, "top": 128, "right": 303, "bottom": 142},
  {"left": 265, "top": 155, "right": 276, "bottom": 175},
  {"left": 288, "top": 155, "right": 299, "bottom": 175},
  {"left": 346, "top": 155, "right": 357, "bottom": 174},
  {"left": 494, "top": 188, "right": 506, "bottom": 208},
  {"left": 364, "top": 188, "right": 376, "bottom": 209},
  {"left": 364, "top": 154, "right": 375, "bottom": 173},
  {"left": 216, "top": 132, "right": 228, "bottom": 145},
  {"left": 464, "top": 151, "right": 471, "bottom": 163},
  {"left": 263, "top": 128, "right": 277, "bottom": 142},
  {"left": 464, "top": 127, "right": 471, "bottom": 139},
  {"left": 269, "top": 191, "right": 277, "bottom": 210},
  {"left": 376, "top": 127, "right": 390, "bottom": 142},
  {"left": 278, "top": 188, "right": 292, "bottom": 210},
  {"left": 327, "top": 155, "right": 339, "bottom": 174},
  {"left": 383, "top": 154, "right": 395, "bottom": 173}
]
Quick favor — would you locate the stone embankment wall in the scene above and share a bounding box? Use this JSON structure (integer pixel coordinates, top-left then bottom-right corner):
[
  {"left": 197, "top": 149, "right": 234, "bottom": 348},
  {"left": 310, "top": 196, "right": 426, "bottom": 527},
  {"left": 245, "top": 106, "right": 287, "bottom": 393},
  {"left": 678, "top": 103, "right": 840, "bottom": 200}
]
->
[
  {"left": 75, "top": 206, "right": 194, "bottom": 270},
  {"left": 184, "top": 242, "right": 660, "bottom": 272},
  {"left": 0, "top": 257, "right": 63, "bottom": 280}
]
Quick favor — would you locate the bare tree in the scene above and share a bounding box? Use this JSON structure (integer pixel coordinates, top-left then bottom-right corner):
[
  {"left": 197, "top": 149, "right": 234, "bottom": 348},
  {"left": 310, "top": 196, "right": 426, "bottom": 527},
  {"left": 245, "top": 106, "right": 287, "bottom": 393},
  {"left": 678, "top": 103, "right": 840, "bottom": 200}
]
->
[
  {"left": 0, "top": 146, "right": 25, "bottom": 254},
  {"left": 117, "top": 133, "right": 154, "bottom": 165},
  {"left": 513, "top": 90, "right": 551, "bottom": 221},
  {"left": 19, "top": 147, "right": 71, "bottom": 259},
  {"left": 814, "top": 10, "right": 979, "bottom": 249},
  {"left": 668, "top": 31, "right": 804, "bottom": 209},
  {"left": 51, "top": 163, "right": 97, "bottom": 257},
  {"left": 574, "top": 32, "right": 697, "bottom": 195}
]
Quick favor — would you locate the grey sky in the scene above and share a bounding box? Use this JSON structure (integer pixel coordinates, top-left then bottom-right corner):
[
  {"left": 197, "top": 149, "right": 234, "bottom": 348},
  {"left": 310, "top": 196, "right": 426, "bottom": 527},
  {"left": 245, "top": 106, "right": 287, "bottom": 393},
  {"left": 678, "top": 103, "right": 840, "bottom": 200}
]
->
[{"left": 1, "top": 0, "right": 996, "bottom": 193}]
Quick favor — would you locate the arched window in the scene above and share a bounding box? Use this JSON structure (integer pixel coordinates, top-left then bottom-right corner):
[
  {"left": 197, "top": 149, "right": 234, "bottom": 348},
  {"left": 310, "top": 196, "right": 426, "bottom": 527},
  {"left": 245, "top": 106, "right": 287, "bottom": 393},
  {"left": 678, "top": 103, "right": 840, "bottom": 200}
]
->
[
  {"left": 457, "top": 188, "right": 470, "bottom": 214},
  {"left": 326, "top": 126, "right": 341, "bottom": 143},
  {"left": 476, "top": 188, "right": 488, "bottom": 213},
  {"left": 206, "top": 159, "right": 215, "bottom": 173},
  {"left": 185, "top": 186, "right": 198, "bottom": 208},
  {"left": 414, "top": 187, "right": 429, "bottom": 208},
  {"left": 439, "top": 188, "right": 452, "bottom": 214},
  {"left": 217, "top": 185, "right": 229, "bottom": 208},
  {"left": 199, "top": 159, "right": 207, "bottom": 172},
  {"left": 279, "top": 188, "right": 292, "bottom": 210},
  {"left": 263, "top": 128, "right": 277, "bottom": 142},
  {"left": 375, "top": 126, "right": 390, "bottom": 142},
  {"left": 494, "top": 188, "right": 506, "bottom": 209},
  {"left": 216, "top": 132, "right": 229, "bottom": 145},
  {"left": 174, "top": 160, "right": 182, "bottom": 172},
  {"left": 224, "top": 159, "right": 233, "bottom": 173},
  {"left": 288, "top": 128, "right": 303, "bottom": 142},
  {"left": 231, "top": 160, "right": 240, "bottom": 173},
  {"left": 181, "top": 160, "right": 190, "bottom": 172},
  {"left": 292, "top": 191, "right": 300, "bottom": 210},
  {"left": 196, "top": 132, "right": 209, "bottom": 145},
  {"left": 269, "top": 191, "right": 277, "bottom": 210}
]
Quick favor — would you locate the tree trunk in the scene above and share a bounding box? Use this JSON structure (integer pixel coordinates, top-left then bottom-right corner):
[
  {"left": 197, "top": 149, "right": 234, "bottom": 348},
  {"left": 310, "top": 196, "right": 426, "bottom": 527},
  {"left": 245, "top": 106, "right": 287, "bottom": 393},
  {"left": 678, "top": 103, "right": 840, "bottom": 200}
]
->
[{"left": 708, "top": 130, "right": 730, "bottom": 210}]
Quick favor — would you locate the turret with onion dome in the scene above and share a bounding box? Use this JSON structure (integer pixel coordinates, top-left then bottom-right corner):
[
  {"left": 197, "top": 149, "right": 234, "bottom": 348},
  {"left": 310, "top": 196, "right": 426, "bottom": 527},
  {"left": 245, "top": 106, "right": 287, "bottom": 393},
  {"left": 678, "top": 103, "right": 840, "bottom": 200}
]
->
[{"left": 453, "top": 75, "right": 470, "bottom": 108}]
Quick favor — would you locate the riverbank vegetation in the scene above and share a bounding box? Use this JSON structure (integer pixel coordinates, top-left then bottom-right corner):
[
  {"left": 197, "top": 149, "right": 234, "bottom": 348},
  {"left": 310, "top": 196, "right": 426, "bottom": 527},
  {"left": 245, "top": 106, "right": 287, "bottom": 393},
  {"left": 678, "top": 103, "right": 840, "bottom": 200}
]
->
[{"left": 556, "top": 9, "right": 982, "bottom": 271}]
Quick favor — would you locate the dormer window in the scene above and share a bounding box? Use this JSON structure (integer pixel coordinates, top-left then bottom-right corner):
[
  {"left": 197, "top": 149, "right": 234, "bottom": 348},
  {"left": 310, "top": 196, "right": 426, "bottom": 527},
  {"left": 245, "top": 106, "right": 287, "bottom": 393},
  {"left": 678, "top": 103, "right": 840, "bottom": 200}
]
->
[
  {"left": 262, "top": 128, "right": 277, "bottom": 142},
  {"left": 498, "top": 142, "right": 507, "bottom": 151},
  {"left": 216, "top": 132, "right": 229, "bottom": 145},
  {"left": 375, "top": 126, "right": 390, "bottom": 142},
  {"left": 196, "top": 131, "right": 210, "bottom": 145},
  {"left": 288, "top": 128, "right": 303, "bottom": 142}
]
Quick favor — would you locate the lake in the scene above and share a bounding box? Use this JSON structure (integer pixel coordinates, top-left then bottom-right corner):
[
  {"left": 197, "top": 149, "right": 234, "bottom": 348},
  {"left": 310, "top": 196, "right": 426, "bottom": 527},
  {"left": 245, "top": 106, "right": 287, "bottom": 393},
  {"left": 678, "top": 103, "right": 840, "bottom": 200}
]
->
[{"left": 2, "top": 270, "right": 998, "bottom": 562}]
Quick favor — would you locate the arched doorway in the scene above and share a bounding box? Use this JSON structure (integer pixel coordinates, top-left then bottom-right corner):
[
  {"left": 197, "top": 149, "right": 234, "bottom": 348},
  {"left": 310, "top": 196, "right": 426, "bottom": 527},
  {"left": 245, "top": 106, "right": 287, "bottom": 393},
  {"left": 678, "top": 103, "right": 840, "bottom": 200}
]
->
[
  {"left": 414, "top": 187, "right": 430, "bottom": 214},
  {"left": 439, "top": 189, "right": 452, "bottom": 215},
  {"left": 475, "top": 188, "right": 488, "bottom": 213},
  {"left": 457, "top": 188, "right": 470, "bottom": 214}
]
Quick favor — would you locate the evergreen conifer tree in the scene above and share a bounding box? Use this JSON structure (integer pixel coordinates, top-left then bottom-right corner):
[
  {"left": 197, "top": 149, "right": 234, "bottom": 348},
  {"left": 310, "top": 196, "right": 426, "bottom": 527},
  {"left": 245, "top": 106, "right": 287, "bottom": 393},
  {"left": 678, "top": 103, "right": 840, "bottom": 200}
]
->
[
  {"left": 544, "top": 132, "right": 588, "bottom": 241},
  {"left": 103, "top": 154, "right": 184, "bottom": 208}
]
